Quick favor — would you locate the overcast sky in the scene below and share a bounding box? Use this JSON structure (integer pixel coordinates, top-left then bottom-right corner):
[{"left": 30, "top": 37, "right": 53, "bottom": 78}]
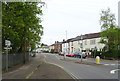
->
[{"left": 40, "top": 0, "right": 119, "bottom": 45}]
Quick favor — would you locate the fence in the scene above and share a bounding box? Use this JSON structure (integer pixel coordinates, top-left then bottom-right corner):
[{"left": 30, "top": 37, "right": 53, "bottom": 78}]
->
[{"left": 2, "top": 53, "right": 29, "bottom": 70}]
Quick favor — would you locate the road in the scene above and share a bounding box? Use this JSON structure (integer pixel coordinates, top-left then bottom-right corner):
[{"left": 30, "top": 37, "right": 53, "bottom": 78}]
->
[
  {"left": 3, "top": 53, "right": 119, "bottom": 80},
  {"left": 43, "top": 53, "right": 119, "bottom": 79}
]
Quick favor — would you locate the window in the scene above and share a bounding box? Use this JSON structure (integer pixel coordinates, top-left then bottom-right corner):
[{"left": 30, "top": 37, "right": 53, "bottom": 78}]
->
[
  {"left": 71, "top": 42, "right": 73, "bottom": 46},
  {"left": 90, "top": 40, "right": 96, "bottom": 45},
  {"left": 85, "top": 40, "right": 87, "bottom": 45}
]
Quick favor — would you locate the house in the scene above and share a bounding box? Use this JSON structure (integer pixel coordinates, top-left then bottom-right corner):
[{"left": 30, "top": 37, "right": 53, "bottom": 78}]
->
[
  {"left": 67, "top": 32, "right": 105, "bottom": 55},
  {"left": 54, "top": 41, "right": 62, "bottom": 53},
  {"left": 49, "top": 44, "right": 55, "bottom": 52},
  {"left": 62, "top": 39, "right": 69, "bottom": 54}
]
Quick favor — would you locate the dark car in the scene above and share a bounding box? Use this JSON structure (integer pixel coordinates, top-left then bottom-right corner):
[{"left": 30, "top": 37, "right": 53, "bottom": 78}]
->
[
  {"left": 74, "top": 52, "right": 87, "bottom": 59},
  {"left": 30, "top": 51, "right": 36, "bottom": 57}
]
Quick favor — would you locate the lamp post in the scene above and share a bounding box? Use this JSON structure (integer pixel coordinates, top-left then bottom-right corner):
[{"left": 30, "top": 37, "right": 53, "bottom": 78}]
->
[
  {"left": 80, "top": 35, "right": 83, "bottom": 62},
  {"left": 64, "top": 30, "right": 67, "bottom": 59}
]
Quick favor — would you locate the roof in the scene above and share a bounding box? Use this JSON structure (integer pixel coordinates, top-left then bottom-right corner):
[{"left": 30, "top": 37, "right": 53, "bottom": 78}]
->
[
  {"left": 84, "top": 32, "right": 100, "bottom": 39},
  {"left": 69, "top": 32, "right": 100, "bottom": 42}
]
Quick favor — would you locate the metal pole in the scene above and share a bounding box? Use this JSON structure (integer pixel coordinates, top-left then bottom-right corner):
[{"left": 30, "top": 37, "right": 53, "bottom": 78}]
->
[
  {"left": 80, "top": 35, "right": 83, "bottom": 62},
  {"left": 6, "top": 45, "right": 8, "bottom": 71},
  {"left": 64, "top": 30, "right": 67, "bottom": 59}
]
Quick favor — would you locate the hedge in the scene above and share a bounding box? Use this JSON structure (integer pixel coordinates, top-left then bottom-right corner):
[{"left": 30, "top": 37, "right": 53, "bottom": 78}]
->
[{"left": 91, "top": 50, "right": 120, "bottom": 59}]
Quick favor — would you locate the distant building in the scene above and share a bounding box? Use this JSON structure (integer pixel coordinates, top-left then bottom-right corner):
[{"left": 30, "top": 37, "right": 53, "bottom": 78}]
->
[
  {"left": 37, "top": 46, "right": 50, "bottom": 52},
  {"left": 49, "top": 44, "right": 55, "bottom": 52},
  {"left": 50, "top": 32, "right": 105, "bottom": 55},
  {"left": 54, "top": 41, "right": 62, "bottom": 53},
  {"left": 62, "top": 39, "right": 69, "bottom": 54}
]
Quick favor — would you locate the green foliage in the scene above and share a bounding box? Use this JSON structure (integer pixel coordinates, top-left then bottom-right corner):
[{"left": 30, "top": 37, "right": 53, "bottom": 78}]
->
[
  {"left": 40, "top": 43, "right": 48, "bottom": 47},
  {"left": 2, "top": 2, "right": 44, "bottom": 53},
  {"left": 91, "top": 51, "right": 102, "bottom": 57},
  {"left": 42, "top": 50, "right": 49, "bottom": 53},
  {"left": 101, "top": 50, "right": 120, "bottom": 59},
  {"left": 100, "top": 8, "right": 120, "bottom": 51},
  {"left": 50, "top": 49, "right": 54, "bottom": 53}
]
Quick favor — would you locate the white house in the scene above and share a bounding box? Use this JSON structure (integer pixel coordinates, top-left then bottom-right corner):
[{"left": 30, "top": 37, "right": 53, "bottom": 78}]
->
[
  {"left": 62, "top": 40, "right": 69, "bottom": 53},
  {"left": 68, "top": 32, "right": 105, "bottom": 55}
]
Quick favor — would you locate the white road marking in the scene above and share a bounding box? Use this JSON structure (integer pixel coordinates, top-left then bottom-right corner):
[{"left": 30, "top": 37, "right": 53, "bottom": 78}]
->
[
  {"left": 110, "top": 69, "right": 120, "bottom": 74},
  {"left": 43, "top": 54, "right": 79, "bottom": 79},
  {"left": 104, "top": 64, "right": 120, "bottom": 66}
]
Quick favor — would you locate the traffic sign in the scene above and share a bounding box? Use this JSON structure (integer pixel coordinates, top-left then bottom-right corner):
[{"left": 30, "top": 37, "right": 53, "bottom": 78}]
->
[{"left": 5, "top": 40, "right": 11, "bottom": 46}]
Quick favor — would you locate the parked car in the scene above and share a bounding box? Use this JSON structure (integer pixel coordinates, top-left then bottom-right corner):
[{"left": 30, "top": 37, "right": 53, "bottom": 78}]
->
[
  {"left": 66, "top": 52, "right": 74, "bottom": 57},
  {"left": 30, "top": 51, "right": 36, "bottom": 57},
  {"left": 74, "top": 52, "right": 87, "bottom": 59},
  {"left": 58, "top": 52, "right": 66, "bottom": 56}
]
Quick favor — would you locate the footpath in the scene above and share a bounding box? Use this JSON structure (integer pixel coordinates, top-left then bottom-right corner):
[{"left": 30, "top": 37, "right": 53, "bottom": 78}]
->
[
  {"left": 59, "top": 55, "right": 119, "bottom": 66},
  {"left": 2, "top": 54, "right": 73, "bottom": 79}
]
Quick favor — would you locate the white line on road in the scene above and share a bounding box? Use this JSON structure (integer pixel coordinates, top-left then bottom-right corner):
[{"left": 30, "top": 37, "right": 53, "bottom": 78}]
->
[
  {"left": 104, "top": 64, "right": 120, "bottom": 66},
  {"left": 110, "top": 69, "right": 120, "bottom": 74},
  {"left": 43, "top": 54, "right": 79, "bottom": 79}
]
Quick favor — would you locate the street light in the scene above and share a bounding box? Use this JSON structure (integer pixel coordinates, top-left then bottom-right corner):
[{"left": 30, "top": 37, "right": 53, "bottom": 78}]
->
[
  {"left": 64, "top": 30, "right": 67, "bottom": 59},
  {"left": 80, "top": 35, "right": 83, "bottom": 62}
]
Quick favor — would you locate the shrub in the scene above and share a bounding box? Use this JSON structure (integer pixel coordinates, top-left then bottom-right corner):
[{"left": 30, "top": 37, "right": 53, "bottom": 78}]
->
[{"left": 101, "top": 50, "right": 120, "bottom": 59}]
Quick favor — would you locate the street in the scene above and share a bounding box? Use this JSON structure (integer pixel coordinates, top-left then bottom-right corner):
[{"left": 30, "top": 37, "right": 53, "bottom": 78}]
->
[
  {"left": 2, "top": 53, "right": 119, "bottom": 80},
  {"left": 43, "top": 53, "right": 119, "bottom": 79}
]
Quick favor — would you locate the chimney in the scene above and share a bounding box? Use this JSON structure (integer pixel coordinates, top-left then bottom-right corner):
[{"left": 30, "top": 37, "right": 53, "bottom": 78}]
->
[{"left": 63, "top": 39, "right": 65, "bottom": 42}]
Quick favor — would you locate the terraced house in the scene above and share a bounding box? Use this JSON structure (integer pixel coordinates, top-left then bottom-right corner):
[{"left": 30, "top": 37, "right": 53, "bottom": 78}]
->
[{"left": 68, "top": 32, "right": 105, "bottom": 55}]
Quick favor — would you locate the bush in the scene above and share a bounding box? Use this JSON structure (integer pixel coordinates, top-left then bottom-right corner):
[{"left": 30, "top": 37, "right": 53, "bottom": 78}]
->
[
  {"left": 91, "top": 51, "right": 102, "bottom": 57},
  {"left": 43, "top": 51, "right": 49, "bottom": 53},
  {"left": 50, "top": 49, "right": 54, "bottom": 53},
  {"left": 101, "top": 50, "right": 120, "bottom": 59}
]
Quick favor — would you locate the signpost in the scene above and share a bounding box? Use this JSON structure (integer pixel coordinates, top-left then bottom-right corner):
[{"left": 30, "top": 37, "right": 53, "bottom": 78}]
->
[{"left": 4, "top": 40, "right": 11, "bottom": 71}]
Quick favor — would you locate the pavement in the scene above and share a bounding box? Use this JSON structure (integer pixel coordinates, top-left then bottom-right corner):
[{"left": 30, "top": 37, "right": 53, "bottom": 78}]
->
[
  {"left": 2, "top": 54, "right": 73, "bottom": 79},
  {"left": 58, "top": 55, "right": 119, "bottom": 66}
]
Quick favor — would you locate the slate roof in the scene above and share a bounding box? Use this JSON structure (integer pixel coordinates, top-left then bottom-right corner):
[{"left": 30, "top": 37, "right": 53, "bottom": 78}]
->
[{"left": 68, "top": 32, "right": 100, "bottom": 42}]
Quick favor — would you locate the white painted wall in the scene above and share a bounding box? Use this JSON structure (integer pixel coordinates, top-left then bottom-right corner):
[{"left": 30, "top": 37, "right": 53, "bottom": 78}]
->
[
  {"left": 62, "top": 42, "right": 68, "bottom": 53},
  {"left": 83, "top": 38, "right": 105, "bottom": 51},
  {"left": 69, "top": 37, "right": 105, "bottom": 55}
]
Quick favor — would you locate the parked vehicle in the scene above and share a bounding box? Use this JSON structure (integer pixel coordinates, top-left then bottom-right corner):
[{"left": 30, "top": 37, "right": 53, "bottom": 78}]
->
[
  {"left": 30, "top": 51, "right": 36, "bottom": 57},
  {"left": 58, "top": 52, "right": 66, "bottom": 56},
  {"left": 74, "top": 52, "right": 87, "bottom": 59},
  {"left": 66, "top": 52, "right": 74, "bottom": 57}
]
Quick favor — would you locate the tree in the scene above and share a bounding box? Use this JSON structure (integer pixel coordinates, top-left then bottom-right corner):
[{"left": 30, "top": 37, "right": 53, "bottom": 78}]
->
[
  {"left": 2, "top": 2, "right": 44, "bottom": 53},
  {"left": 100, "top": 8, "right": 120, "bottom": 50},
  {"left": 40, "top": 43, "right": 48, "bottom": 47}
]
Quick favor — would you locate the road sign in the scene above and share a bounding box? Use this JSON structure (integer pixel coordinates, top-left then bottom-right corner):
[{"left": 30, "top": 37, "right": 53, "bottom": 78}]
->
[{"left": 5, "top": 40, "right": 11, "bottom": 46}]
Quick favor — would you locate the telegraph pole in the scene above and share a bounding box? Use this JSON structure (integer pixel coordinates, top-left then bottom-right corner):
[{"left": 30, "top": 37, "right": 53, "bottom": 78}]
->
[{"left": 64, "top": 30, "right": 67, "bottom": 59}]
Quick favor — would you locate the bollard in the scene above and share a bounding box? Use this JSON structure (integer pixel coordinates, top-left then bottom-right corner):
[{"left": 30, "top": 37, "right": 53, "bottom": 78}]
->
[{"left": 96, "top": 56, "right": 100, "bottom": 64}]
